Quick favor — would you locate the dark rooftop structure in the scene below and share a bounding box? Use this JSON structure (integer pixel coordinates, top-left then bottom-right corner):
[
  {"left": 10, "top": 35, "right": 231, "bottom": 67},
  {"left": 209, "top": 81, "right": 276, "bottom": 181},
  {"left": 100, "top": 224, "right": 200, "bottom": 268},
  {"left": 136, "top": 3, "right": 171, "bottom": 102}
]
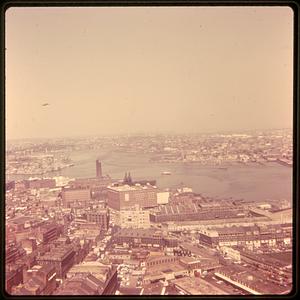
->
[{"left": 54, "top": 273, "right": 104, "bottom": 295}]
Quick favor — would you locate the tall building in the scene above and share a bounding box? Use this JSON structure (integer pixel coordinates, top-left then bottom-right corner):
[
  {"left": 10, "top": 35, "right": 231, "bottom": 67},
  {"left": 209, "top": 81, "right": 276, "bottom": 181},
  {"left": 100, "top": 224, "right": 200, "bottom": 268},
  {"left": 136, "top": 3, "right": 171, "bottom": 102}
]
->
[
  {"left": 68, "top": 161, "right": 112, "bottom": 200},
  {"left": 107, "top": 183, "right": 158, "bottom": 210},
  {"left": 96, "top": 160, "right": 102, "bottom": 178}
]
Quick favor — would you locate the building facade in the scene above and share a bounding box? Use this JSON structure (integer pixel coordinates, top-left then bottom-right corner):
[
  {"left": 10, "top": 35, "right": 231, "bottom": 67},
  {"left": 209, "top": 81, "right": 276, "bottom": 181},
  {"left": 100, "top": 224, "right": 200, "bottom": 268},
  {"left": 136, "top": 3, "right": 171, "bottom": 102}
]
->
[
  {"left": 61, "top": 187, "right": 91, "bottom": 208},
  {"left": 86, "top": 208, "right": 110, "bottom": 231},
  {"left": 117, "top": 205, "right": 150, "bottom": 229},
  {"left": 199, "top": 224, "right": 292, "bottom": 249},
  {"left": 107, "top": 184, "right": 157, "bottom": 210},
  {"left": 36, "top": 245, "right": 76, "bottom": 279}
]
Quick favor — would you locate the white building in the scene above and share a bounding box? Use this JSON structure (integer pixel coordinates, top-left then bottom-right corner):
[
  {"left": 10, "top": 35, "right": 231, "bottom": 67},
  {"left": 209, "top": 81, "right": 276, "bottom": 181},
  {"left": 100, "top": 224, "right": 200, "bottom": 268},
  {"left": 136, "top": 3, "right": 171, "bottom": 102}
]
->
[
  {"left": 116, "top": 205, "right": 150, "bottom": 229},
  {"left": 53, "top": 176, "right": 74, "bottom": 187},
  {"left": 157, "top": 191, "right": 170, "bottom": 205}
]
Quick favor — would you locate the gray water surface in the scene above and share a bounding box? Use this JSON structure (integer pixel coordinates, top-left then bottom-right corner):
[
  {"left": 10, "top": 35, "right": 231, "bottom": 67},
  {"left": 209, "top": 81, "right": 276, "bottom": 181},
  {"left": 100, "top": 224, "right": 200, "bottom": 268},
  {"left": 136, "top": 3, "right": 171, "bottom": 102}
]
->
[{"left": 8, "top": 149, "right": 292, "bottom": 202}]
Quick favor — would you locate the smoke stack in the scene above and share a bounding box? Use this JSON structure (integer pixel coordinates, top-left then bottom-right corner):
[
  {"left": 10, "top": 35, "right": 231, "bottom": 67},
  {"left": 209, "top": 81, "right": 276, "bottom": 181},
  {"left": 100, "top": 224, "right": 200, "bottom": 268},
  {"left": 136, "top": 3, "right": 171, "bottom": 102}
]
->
[{"left": 96, "top": 160, "right": 102, "bottom": 178}]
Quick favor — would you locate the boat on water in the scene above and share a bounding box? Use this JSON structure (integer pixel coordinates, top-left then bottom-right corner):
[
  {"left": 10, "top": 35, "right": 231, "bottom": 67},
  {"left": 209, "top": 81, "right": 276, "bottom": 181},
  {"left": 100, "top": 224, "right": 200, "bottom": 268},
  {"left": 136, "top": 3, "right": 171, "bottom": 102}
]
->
[{"left": 161, "top": 171, "right": 171, "bottom": 175}]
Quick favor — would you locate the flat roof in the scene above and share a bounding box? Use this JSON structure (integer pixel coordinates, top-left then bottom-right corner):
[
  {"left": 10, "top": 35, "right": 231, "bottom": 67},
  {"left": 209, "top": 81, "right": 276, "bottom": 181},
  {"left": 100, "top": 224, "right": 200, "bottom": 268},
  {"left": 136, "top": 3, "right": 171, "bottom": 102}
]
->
[
  {"left": 216, "top": 266, "right": 289, "bottom": 294},
  {"left": 115, "top": 228, "right": 163, "bottom": 238},
  {"left": 108, "top": 184, "right": 157, "bottom": 192},
  {"left": 146, "top": 261, "right": 186, "bottom": 274},
  {"left": 172, "top": 277, "right": 226, "bottom": 295}
]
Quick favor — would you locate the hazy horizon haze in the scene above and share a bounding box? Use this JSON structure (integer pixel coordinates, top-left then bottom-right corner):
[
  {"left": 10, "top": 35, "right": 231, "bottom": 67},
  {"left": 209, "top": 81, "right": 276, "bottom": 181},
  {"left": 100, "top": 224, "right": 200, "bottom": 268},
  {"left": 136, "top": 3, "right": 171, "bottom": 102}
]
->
[{"left": 5, "top": 6, "right": 293, "bottom": 139}]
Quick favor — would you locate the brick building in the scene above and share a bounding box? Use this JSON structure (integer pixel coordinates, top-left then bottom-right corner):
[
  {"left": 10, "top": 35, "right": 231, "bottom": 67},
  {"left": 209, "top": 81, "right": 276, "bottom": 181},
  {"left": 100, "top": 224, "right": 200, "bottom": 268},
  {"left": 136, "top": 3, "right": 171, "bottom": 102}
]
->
[
  {"left": 11, "top": 265, "right": 57, "bottom": 295},
  {"left": 112, "top": 228, "right": 178, "bottom": 248},
  {"left": 36, "top": 245, "right": 76, "bottom": 279},
  {"left": 86, "top": 208, "right": 109, "bottom": 231},
  {"left": 199, "top": 223, "right": 292, "bottom": 249},
  {"left": 37, "top": 223, "right": 62, "bottom": 244},
  {"left": 24, "top": 178, "right": 56, "bottom": 189},
  {"left": 5, "top": 265, "right": 24, "bottom": 294},
  {"left": 61, "top": 187, "right": 91, "bottom": 208}
]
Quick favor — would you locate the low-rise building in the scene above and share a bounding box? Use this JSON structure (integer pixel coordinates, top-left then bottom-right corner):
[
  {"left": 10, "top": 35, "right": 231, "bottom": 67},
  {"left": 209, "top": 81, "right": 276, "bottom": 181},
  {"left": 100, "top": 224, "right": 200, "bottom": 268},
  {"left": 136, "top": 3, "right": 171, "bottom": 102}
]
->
[
  {"left": 214, "top": 265, "right": 290, "bottom": 295},
  {"left": 5, "top": 265, "right": 24, "bottom": 294},
  {"left": 117, "top": 205, "right": 150, "bottom": 229},
  {"left": 24, "top": 178, "right": 56, "bottom": 190},
  {"left": 172, "top": 277, "right": 226, "bottom": 295},
  {"left": 65, "top": 261, "right": 118, "bottom": 295},
  {"left": 143, "top": 256, "right": 189, "bottom": 284},
  {"left": 112, "top": 228, "right": 178, "bottom": 248},
  {"left": 11, "top": 265, "right": 57, "bottom": 295},
  {"left": 37, "top": 223, "right": 62, "bottom": 244},
  {"left": 86, "top": 208, "right": 109, "bottom": 231},
  {"left": 36, "top": 244, "right": 76, "bottom": 279},
  {"left": 61, "top": 187, "right": 91, "bottom": 208},
  {"left": 220, "top": 246, "right": 241, "bottom": 262},
  {"left": 199, "top": 224, "right": 292, "bottom": 249}
]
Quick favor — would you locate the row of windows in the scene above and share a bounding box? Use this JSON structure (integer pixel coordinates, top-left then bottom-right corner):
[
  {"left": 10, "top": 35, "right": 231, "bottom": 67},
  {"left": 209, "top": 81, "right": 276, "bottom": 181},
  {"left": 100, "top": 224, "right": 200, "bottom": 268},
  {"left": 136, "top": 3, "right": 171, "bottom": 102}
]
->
[{"left": 148, "top": 258, "right": 176, "bottom": 266}]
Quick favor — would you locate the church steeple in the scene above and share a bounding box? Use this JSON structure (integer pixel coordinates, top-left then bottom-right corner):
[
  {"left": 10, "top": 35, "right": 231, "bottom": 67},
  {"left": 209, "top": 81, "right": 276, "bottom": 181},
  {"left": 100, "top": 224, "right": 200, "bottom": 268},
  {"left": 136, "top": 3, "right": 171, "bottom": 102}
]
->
[
  {"left": 127, "top": 172, "right": 132, "bottom": 185},
  {"left": 123, "top": 172, "right": 128, "bottom": 184}
]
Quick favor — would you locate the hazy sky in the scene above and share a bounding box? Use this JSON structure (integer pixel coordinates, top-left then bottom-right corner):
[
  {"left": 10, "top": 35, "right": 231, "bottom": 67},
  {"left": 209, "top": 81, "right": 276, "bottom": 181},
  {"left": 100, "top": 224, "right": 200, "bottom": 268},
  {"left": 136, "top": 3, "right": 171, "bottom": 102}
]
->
[{"left": 6, "top": 6, "right": 293, "bottom": 139}]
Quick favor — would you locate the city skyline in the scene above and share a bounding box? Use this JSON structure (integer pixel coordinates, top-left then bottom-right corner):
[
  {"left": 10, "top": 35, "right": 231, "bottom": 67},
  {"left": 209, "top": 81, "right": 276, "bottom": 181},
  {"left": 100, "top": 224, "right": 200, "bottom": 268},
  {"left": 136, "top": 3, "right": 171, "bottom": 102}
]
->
[
  {"left": 5, "top": 6, "right": 293, "bottom": 139},
  {"left": 4, "top": 6, "right": 295, "bottom": 295},
  {"left": 5, "top": 126, "right": 293, "bottom": 142}
]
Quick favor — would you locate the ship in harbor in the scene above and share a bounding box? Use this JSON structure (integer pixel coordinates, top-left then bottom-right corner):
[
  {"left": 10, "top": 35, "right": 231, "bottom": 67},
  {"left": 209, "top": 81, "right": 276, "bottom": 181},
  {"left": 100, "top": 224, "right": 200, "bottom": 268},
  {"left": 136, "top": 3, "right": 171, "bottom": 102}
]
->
[
  {"left": 276, "top": 158, "right": 293, "bottom": 167},
  {"left": 161, "top": 171, "right": 172, "bottom": 175}
]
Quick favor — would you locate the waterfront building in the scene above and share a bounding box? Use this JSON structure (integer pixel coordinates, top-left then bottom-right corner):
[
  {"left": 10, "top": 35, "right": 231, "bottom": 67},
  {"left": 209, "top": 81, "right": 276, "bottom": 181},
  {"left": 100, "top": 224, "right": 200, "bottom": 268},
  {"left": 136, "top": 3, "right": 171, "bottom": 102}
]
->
[
  {"left": 107, "top": 184, "right": 158, "bottom": 210},
  {"left": 150, "top": 202, "right": 266, "bottom": 223},
  {"left": 69, "top": 161, "right": 112, "bottom": 199},
  {"left": 24, "top": 178, "right": 56, "bottom": 189},
  {"left": 199, "top": 223, "right": 292, "bottom": 249}
]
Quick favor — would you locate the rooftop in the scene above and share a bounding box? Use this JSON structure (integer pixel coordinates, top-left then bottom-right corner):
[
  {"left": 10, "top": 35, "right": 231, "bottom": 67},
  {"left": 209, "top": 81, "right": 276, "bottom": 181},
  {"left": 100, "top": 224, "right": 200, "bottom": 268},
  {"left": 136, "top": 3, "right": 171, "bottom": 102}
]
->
[
  {"left": 216, "top": 265, "right": 289, "bottom": 294},
  {"left": 54, "top": 273, "right": 104, "bottom": 295},
  {"left": 115, "top": 228, "right": 163, "bottom": 238},
  {"left": 108, "top": 184, "right": 157, "bottom": 192},
  {"left": 172, "top": 277, "right": 226, "bottom": 295},
  {"left": 38, "top": 245, "right": 74, "bottom": 261}
]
